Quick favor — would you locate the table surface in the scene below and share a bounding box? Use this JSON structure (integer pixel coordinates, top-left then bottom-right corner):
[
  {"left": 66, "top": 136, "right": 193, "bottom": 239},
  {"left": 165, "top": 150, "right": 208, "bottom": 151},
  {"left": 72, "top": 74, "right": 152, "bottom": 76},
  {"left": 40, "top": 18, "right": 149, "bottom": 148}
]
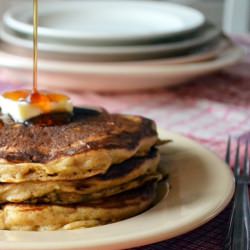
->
[{"left": 0, "top": 35, "right": 250, "bottom": 249}]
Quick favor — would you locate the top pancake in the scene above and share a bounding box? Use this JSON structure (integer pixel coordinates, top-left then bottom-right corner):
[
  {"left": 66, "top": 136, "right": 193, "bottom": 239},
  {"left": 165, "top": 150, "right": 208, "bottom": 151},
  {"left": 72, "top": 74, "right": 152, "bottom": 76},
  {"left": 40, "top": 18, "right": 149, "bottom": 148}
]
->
[
  {"left": 0, "top": 108, "right": 158, "bottom": 182},
  {"left": 0, "top": 108, "right": 156, "bottom": 163}
]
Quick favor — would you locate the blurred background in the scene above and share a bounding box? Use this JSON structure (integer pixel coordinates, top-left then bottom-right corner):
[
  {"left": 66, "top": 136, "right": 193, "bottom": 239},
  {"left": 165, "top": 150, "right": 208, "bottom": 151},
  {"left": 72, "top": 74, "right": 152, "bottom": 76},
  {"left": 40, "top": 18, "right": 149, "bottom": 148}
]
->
[
  {"left": 0, "top": 2, "right": 249, "bottom": 250},
  {"left": 0, "top": 0, "right": 249, "bottom": 33}
]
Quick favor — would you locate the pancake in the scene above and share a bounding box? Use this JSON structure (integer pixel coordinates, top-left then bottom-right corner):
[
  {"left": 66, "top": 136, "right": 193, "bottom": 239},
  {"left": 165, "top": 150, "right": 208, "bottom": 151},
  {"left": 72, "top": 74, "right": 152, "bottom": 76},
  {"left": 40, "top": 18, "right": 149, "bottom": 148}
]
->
[
  {"left": 26, "top": 173, "right": 161, "bottom": 204},
  {"left": 0, "top": 108, "right": 158, "bottom": 182},
  {"left": 0, "top": 149, "right": 161, "bottom": 204},
  {"left": 0, "top": 182, "right": 156, "bottom": 231}
]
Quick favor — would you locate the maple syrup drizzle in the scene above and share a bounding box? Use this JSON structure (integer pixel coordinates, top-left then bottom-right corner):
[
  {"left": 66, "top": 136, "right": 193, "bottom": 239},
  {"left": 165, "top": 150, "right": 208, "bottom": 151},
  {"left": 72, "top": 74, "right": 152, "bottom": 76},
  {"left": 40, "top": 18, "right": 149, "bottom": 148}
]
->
[
  {"left": 2, "top": 0, "right": 70, "bottom": 113},
  {"left": 0, "top": 1, "right": 82, "bottom": 126},
  {"left": 33, "top": 0, "right": 38, "bottom": 94}
]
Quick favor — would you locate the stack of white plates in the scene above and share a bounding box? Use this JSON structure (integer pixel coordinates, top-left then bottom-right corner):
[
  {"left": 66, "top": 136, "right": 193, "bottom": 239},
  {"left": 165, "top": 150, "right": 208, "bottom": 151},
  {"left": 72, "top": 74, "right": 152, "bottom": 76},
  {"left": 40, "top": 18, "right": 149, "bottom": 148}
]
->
[{"left": 0, "top": 0, "right": 244, "bottom": 92}]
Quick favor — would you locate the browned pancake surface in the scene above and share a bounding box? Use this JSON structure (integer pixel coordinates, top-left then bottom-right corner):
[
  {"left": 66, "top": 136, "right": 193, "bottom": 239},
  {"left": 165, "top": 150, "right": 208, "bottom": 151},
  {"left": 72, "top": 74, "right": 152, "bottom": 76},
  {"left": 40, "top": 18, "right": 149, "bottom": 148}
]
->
[{"left": 0, "top": 108, "right": 156, "bottom": 163}]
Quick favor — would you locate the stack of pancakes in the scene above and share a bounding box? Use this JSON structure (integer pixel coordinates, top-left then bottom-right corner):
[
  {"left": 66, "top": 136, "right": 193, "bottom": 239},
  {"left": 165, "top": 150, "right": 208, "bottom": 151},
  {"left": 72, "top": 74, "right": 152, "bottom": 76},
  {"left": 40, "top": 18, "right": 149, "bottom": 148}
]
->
[{"left": 0, "top": 108, "right": 162, "bottom": 231}]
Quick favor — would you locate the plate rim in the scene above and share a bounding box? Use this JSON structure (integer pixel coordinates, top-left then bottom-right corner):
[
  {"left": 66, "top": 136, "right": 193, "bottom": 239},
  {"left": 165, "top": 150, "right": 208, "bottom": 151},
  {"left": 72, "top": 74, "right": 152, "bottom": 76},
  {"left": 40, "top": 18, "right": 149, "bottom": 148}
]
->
[
  {"left": 0, "top": 23, "right": 220, "bottom": 58},
  {"left": 3, "top": 0, "right": 205, "bottom": 43},
  {"left": 0, "top": 43, "right": 243, "bottom": 75},
  {"left": 0, "top": 130, "right": 235, "bottom": 250}
]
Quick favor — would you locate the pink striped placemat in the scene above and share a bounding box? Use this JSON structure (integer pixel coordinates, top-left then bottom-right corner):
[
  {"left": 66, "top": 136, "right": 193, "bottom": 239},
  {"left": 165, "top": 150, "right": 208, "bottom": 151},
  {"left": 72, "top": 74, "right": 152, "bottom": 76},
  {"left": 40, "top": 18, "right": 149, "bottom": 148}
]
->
[{"left": 0, "top": 35, "right": 250, "bottom": 249}]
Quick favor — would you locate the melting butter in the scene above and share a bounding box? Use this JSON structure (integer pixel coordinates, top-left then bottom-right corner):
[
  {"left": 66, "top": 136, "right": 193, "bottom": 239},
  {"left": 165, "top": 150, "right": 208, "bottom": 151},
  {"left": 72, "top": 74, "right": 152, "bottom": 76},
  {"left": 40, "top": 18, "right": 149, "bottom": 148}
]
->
[{"left": 0, "top": 91, "right": 73, "bottom": 123}]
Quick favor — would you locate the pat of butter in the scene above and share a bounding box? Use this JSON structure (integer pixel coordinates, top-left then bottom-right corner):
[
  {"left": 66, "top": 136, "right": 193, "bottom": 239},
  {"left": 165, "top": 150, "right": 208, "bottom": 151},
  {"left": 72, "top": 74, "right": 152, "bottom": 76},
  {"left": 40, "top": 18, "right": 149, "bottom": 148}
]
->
[{"left": 0, "top": 95, "right": 73, "bottom": 123}]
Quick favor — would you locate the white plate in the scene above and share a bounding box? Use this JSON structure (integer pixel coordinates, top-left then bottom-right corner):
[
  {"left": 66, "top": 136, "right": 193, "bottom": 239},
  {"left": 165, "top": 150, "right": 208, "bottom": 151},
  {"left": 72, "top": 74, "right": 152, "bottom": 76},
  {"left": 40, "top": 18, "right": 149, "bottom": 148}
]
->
[
  {"left": 0, "top": 43, "right": 243, "bottom": 92},
  {"left": 3, "top": 36, "right": 230, "bottom": 65},
  {"left": 4, "top": 0, "right": 205, "bottom": 45},
  {"left": 0, "top": 24, "right": 221, "bottom": 61},
  {"left": 0, "top": 130, "right": 234, "bottom": 250}
]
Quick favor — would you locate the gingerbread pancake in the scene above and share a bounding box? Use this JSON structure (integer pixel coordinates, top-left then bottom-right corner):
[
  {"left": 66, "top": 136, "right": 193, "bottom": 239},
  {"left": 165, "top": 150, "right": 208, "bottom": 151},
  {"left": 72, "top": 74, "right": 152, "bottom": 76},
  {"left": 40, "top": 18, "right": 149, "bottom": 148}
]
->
[
  {"left": 0, "top": 108, "right": 158, "bottom": 182},
  {"left": 0, "top": 149, "right": 161, "bottom": 204},
  {"left": 0, "top": 182, "right": 157, "bottom": 231}
]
